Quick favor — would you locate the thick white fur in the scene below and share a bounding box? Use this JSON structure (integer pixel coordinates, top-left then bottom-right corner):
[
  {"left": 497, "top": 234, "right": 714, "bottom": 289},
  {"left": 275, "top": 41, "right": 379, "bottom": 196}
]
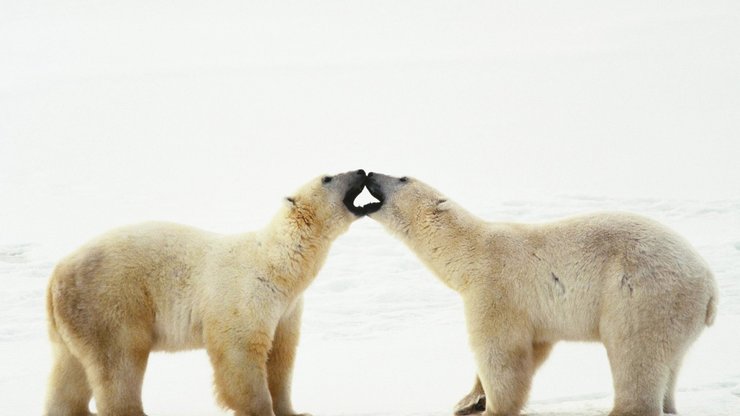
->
[
  {"left": 367, "top": 174, "right": 717, "bottom": 416},
  {"left": 44, "top": 171, "right": 364, "bottom": 416}
]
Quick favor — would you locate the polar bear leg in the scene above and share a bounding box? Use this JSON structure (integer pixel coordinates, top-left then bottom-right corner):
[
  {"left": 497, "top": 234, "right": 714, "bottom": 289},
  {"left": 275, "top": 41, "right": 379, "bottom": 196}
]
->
[
  {"left": 605, "top": 338, "right": 668, "bottom": 416},
  {"left": 474, "top": 341, "right": 535, "bottom": 415},
  {"left": 267, "top": 298, "right": 307, "bottom": 416},
  {"left": 80, "top": 344, "right": 150, "bottom": 416},
  {"left": 207, "top": 326, "right": 275, "bottom": 416},
  {"left": 531, "top": 342, "right": 554, "bottom": 369},
  {"left": 455, "top": 342, "right": 552, "bottom": 415},
  {"left": 45, "top": 340, "right": 93, "bottom": 416},
  {"left": 662, "top": 358, "right": 683, "bottom": 414}
]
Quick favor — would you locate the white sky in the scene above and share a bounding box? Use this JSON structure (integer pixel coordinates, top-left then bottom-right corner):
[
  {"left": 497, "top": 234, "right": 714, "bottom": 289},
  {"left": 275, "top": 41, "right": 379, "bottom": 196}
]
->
[{"left": 1, "top": 1, "right": 739, "bottom": 242}]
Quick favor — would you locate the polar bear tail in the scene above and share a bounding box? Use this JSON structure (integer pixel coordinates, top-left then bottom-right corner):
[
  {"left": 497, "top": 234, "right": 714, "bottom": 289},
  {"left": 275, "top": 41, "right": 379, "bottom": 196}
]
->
[{"left": 705, "top": 293, "right": 717, "bottom": 327}]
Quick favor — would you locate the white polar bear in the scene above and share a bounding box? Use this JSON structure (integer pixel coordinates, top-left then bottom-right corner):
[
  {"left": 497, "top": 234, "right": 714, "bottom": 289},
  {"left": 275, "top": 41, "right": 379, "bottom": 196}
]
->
[
  {"left": 44, "top": 170, "right": 368, "bottom": 416},
  {"left": 364, "top": 172, "right": 717, "bottom": 416}
]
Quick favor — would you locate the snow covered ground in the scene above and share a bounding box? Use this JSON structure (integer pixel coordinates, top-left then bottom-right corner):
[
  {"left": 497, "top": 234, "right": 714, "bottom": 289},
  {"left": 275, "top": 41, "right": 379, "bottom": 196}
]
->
[
  {"left": 1, "top": 198, "right": 740, "bottom": 415},
  {"left": 1, "top": 1, "right": 739, "bottom": 415}
]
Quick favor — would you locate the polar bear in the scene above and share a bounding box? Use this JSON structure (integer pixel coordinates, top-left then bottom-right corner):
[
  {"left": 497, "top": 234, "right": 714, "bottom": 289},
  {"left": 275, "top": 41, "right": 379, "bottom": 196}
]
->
[
  {"left": 44, "top": 169, "right": 368, "bottom": 416},
  {"left": 364, "top": 172, "right": 717, "bottom": 416}
]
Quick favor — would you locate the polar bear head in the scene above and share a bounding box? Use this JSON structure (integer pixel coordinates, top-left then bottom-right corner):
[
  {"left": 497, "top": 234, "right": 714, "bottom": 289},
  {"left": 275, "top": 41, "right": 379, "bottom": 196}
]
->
[
  {"left": 283, "top": 169, "right": 368, "bottom": 239},
  {"left": 363, "top": 172, "right": 454, "bottom": 239}
]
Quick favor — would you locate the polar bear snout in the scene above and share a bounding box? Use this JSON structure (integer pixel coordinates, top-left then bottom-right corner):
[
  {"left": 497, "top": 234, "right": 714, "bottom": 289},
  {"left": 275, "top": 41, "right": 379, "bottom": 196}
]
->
[
  {"left": 365, "top": 175, "right": 381, "bottom": 197},
  {"left": 341, "top": 169, "right": 370, "bottom": 216},
  {"left": 364, "top": 172, "right": 413, "bottom": 215},
  {"left": 363, "top": 172, "right": 389, "bottom": 215},
  {"left": 336, "top": 169, "right": 386, "bottom": 216}
]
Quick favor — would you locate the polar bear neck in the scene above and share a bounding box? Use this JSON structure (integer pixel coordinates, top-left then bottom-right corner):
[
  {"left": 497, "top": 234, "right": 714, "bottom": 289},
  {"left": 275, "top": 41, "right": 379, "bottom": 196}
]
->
[
  {"left": 260, "top": 206, "right": 336, "bottom": 293},
  {"left": 403, "top": 205, "right": 487, "bottom": 292}
]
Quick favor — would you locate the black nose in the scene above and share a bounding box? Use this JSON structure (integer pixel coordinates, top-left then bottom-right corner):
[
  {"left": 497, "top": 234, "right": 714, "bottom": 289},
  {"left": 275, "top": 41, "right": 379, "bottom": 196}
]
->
[{"left": 356, "top": 169, "right": 365, "bottom": 176}]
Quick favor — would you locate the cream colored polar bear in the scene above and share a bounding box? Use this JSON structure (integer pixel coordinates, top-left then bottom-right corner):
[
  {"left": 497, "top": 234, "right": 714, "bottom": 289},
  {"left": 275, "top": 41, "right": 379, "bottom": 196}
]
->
[
  {"left": 364, "top": 172, "right": 717, "bottom": 416},
  {"left": 45, "top": 170, "right": 368, "bottom": 416}
]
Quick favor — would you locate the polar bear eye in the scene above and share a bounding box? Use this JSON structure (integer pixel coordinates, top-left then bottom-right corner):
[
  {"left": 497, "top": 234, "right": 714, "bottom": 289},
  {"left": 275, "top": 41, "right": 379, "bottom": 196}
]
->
[
  {"left": 322, "top": 176, "right": 333, "bottom": 184},
  {"left": 399, "top": 177, "right": 408, "bottom": 183}
]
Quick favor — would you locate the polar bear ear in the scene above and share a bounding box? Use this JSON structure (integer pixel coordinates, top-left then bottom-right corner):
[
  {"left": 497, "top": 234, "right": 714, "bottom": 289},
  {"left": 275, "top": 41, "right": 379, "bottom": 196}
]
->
[{"left": 435, "top": 198, "right": 451, "bottom": 212}]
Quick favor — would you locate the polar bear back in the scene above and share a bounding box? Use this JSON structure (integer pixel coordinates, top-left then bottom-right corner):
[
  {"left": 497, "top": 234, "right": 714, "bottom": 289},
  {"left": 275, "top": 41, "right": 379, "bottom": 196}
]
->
[
  {"left": 484, "top": 212, "right": 714, "bottom": 343},
  {"left": 50, "top": 222, "right": 224, "bottom": 351}
]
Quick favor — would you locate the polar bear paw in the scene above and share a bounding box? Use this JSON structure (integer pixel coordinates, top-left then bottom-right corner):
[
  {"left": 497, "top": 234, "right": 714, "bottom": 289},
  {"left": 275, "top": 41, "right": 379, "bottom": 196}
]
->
[{"left": 454, "top": 393, "right": 486, "bottom": 415}]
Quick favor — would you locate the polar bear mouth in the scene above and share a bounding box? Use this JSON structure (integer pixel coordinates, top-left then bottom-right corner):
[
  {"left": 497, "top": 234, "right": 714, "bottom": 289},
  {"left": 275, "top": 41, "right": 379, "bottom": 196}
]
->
[
  {"left": 362, "top": 182, "right": 384, "bottom": 214},
  {"left": 343, "top": 184, "right": 368, "bottom": 216},
  {"left": 343, "top": 184, "right": 382, "bottom": 216},
  {"left": 361, "top": 200, "right": 383, "bottom": 214}
]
